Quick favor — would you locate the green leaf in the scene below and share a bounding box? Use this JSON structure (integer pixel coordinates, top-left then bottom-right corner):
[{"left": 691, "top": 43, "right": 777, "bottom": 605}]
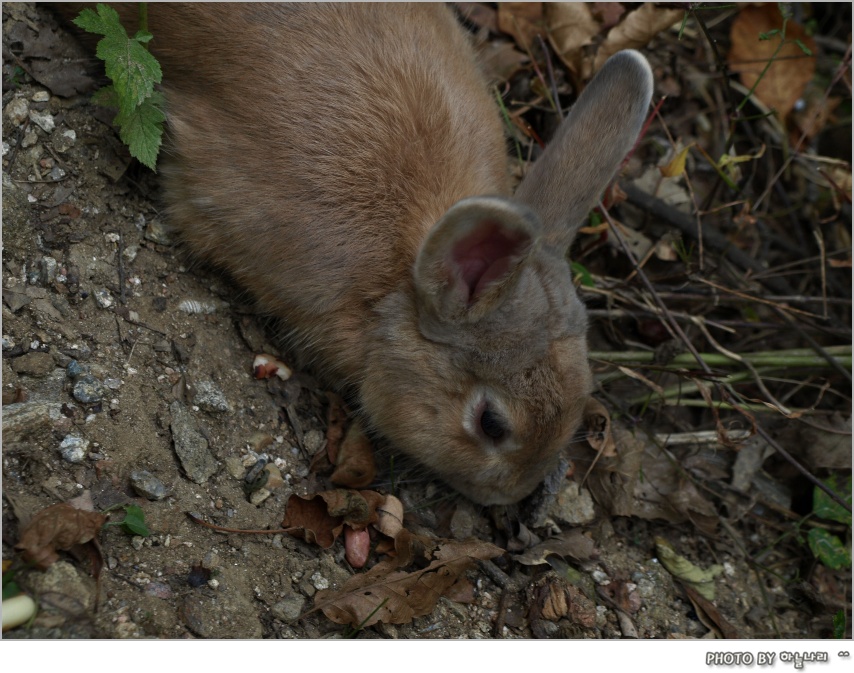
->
[
  {"left": 807, "top": 529, "right": 851, "bottom": 570},
  {"left": 833, "top": 610, "right": 846, "bottom": 639},
  {"left": 759, "top": 29, "right": 780, "bottom": 40},
  {"left": 814, "top": 474, "right": 852, "bottom": 526},
  {"left": 120, "top": 504, "right": 151, "bottom": 537},
  {"left": 794, "top": 38, "right": 813, "bottom": 56},
  {"left": 114, "top": 91, "right": 166, "bottom": 171},
  {"left": 571, "top": 261, "right": 594, "bottom": 288},
  {"left": 74, "top": 3, "right": 164, "bottom": 170}
]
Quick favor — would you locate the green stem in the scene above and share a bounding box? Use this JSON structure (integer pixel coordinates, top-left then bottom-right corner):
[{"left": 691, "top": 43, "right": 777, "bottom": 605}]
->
[
  {"left": 589, "top": 345, "right": 852, "bottom": 370},
  {"left": 138, "top": 2, "right": 148, "bottom": 32}
]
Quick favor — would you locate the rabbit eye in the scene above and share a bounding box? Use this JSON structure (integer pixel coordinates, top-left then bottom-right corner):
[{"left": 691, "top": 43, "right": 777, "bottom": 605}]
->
[{"left": 479, "top": 407, "right": 508, "bottom": 441}]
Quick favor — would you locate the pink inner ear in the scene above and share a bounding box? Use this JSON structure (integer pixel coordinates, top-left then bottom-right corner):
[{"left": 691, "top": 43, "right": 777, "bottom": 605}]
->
[{"left": 451, "top": 220, "right": 530, "bottom": 303}]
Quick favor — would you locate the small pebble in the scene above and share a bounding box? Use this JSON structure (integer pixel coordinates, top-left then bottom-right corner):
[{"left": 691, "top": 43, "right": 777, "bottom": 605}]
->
[
  {"left": 310, "top": 572, "right": 329, "bottom": 591},
  {"left": 31, "top": 91, "right": 50, "bottom": 102},
  {"left": 72, "top": 374, "right": 107, "bottom": 404},
  {"left": 270, "top": 595, "right": 306, "bottom": 623},
  {"left": 28, "top": 110, "right": 55, "bottom": 133},
  {"left": 130, "top": 470, "right": 169, "bottom": 500},
  {"left": 59, "top": 435, "right": 89, "bottom": 464},
  {"left": 144, "top": 582, "right": 173, "bottom": 599},
  {"left": 193, "top": 380, "right": 231, "bottom": 413},
  {"left": 94, "top": 289, "right": 114, "bottom": 309},
  {"left": 66, "top": 360, "right": 89, "bottom": 379},
  {"left": 3, "top": 97, "right": 28, "bottom": 126}
]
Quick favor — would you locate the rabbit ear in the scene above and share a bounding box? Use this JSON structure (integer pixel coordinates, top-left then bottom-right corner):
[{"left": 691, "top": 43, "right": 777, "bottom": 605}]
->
[
  {"left": 413, "top": 196, "right": 541, "bottom": 324},
  {"left": 514, "top": 50, "right": 653, "bottom": 252}
]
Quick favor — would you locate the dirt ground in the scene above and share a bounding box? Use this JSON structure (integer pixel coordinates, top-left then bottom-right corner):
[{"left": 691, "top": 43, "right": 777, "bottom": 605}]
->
[{"left": 2, "top": 3, "right": 851, "bottom": 641}]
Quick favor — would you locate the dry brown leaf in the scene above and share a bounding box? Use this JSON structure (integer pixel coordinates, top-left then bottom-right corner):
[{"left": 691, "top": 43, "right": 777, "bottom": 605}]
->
[
  {"left": 583, "top": 424, "right": 719, "bottom": 534},
  {"left": 497, "top": 2, "right": 544, "bottom": 51},
  {"left": 545, "top": 3, "right": 600, "bottom": 74},
  {"left": 476, "top": 39, "right": 530, "bottom": 84},
  {"left": 594, "top": 3, "right": 684, "bottom": 72},
  {"left": 15, "top": 503, "right": 106, "bottom": 570},
  {"left": 281, "top": 489, "right": 384, "bottom": 549},
  {"left": 329, "top": 421, "right": 376, "bottom": 488},
  {"left": 728, "top": 4, "right": 817, "bottom": 120},
  {"left": 591, "top": 2, "right": 626, "bottom": 30},
  {"left": 683, "top": 584, "right": 741, "bottom": 639},
  {"left": 311, "top": 538, "right": 503, "bottom": 627},
  {"left": 514, "top": 529, "right": 597, "bottom": 566}
]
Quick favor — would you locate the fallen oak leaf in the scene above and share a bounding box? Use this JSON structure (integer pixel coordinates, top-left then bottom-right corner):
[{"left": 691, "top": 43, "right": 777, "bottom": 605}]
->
[
  {"left": 310, "top": 538, "right": 504, "bottom": 627},
  {"left": 14, "top": 503, "right": 106, "bottom": 570},
  {"left": 281, "top": 489, "right": 385, "bottom": 549}
]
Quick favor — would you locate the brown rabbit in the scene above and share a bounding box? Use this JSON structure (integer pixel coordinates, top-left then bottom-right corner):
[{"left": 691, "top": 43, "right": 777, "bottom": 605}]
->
[{"left": 70, "top": 4, "right": 653, "bottom": 504}]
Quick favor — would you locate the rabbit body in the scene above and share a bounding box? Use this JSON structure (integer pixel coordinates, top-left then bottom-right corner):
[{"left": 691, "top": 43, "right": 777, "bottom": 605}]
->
[{"left": 89, "top": 3, "right": 653, "bottom": 504}]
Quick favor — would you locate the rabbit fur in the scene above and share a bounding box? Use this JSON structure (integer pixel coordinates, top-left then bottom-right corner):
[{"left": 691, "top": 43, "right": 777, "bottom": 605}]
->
[{"left": 69, "top": 3, "right": 653, "bottom": 505}]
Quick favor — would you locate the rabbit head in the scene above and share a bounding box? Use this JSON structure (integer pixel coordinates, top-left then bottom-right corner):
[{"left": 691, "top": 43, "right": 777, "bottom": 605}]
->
[{"left": 360, "top": 51, "right": 653, "bottom": 505}]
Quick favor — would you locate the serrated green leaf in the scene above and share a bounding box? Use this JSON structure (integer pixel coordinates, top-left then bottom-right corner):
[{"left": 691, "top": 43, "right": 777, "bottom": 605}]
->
[
  {"left": 76, "top": 4, "right": 162, "bottom": 115},
  {"left": 101, "top": 38, "right": 161, "bottom": 113},
  {"left": 114, "top": 92, "right": 165, "bottom": 171},
  {"left": 807, "top": 529, "right": 851, "bottom": 570},
  {"left": 813, "top": 474, "right": 852, "bottom": 526},
  {"left": 72, "top": 4, "right": 123, "bottom": 37}
]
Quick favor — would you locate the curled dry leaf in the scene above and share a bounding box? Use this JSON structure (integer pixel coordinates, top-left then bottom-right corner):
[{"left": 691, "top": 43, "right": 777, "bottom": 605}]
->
[
  {"left": 476, "top": 40, "right": 530, "bottom": 85},
  {"left": 281, "top": 489, "right": 384, "bottom": 549},
  {"left": 329, "top": 421, "right": 376, "bottom": 488},
  {"left": 581, "top": 424, "right": 719, "bottom": 534},
  {"left": 544, "top": 3, "right": 599, "bottom": 75},
  {"left": 14, "top": 503, "right": 106, "bottom": 570},
  {"left": 683, "top": 583, "right": 741, "bottom": 639},
  {"left": 496, "top": 1, "right": 544, "bottom": 51},
  {"left": 728, "top": 4, "right": 817, "bottom": 121},
  {"left": 593, "top": 3, "right": 684, "bottom": 73},
  {"left": 374, "top": 494, "right": 404, "bottom": 538},
  {"left": 311, "top": 538, "right": 503, "bottom": 627}
]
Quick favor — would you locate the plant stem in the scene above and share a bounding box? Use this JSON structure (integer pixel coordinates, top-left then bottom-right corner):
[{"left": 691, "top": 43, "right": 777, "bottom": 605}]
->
[
  {"left": 589, "top": 345, "right": 852, "bottom": 370},
  {"left": 138, "top": 2, "right": 149, "bottom": 36}
]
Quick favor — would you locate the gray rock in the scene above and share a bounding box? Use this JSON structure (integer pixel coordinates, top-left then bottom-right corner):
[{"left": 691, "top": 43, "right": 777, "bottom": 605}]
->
[
  {"left": 2, "top": 401, "right": 64, "bottom": 444},
  {"left": 93, "top": 288, "right": 114, "bottom": 309},
  {"left": 28, "top": 110, "right": 55, "bottom": 133},
  {"left": 130, "top": 470, "right": 169, "bottom": 500},
  {"left": 72, "top": 374, "right": 107, "bottom": 404},
  {"left": 66, "top": 359, "right": 88, "bottom": 380},
  {"left": 59, "top": 435, "right": 89, "bottom": 463},
  {"left": 550, "top": 480, "right": 597, "bottom": 526},
  {"left": 270, "top": 594, "right": 306, "bottom": 623},
  {"left": 193, "top": 380, "right": 231, "bottom": 413},
  {"left": 170, "top": 401, "right": 218, "bottom": 484},
  {"left": 3, "top": 97, "right": 29, "bottom": 126}
]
